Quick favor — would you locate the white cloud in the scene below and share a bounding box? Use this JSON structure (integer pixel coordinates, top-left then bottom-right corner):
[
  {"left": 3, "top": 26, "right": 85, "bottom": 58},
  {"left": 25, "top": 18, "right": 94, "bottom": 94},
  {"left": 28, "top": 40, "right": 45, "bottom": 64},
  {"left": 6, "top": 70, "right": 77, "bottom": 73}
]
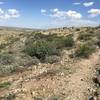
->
[
  {"left": 0, "top": 8, "right": 4, "bottom": 14},
  {"left": 66, "top": 10, "right": 82, "bottom": 19},
  {"left": 51, "top": 8, "right": 59, "bottom": 12},
  {"left": 0, "top": 8, "right": 20, "bottom": 20},
  {"left": 40, "top": 8, "right": 99, "bottom": 28},
  {"left": 83, "top": 2, "right": 94, "bottom": 7},
  {"left": 73, "top": 2, "right": 94, "bottom": 7},
  {"left": 49, "top": 9, "right": 82, "bottom": 19},
  {"left": 50, "top": 9, "right": 67, "bottom": 19},
  {"left": 73, "top": 3, "right": 81, "bottom": 5},
  {"left": 41, "top": 9, "right": 46, "bottom": 13},
  {"left": 88, "top": 9, "right": 100, "bottom": 17},
  {"left": 4, "top": 14, "right": 10, "bottom": 19},
  {"left": 0, "top": 2, "right": 4, "bottom": 5},
  {"left": 41, "top": 9, "right": 47, "bottom": 16},
  {"left": 7, "top": 9, "right": 20, "bottom": 18}
]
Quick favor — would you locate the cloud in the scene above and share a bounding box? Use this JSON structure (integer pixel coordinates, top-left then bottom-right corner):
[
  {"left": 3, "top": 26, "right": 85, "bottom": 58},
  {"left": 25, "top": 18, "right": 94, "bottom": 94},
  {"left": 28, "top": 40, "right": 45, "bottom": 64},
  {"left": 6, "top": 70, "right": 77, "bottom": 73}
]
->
[
  {"left": 73, "top": 3, "right": 81, "bottom": 5},
  {"left": 48, "top": 9, "right": 82, "bottom": 19},
  {"left": 7, "top": 9, "right": 20, "bottom": 18},
  {"left": 50, "top": 9, "right": 67, "bottom": 19},
  {"left": 0, "top": 8, "right": 4, "bottom": 14},
  {"left": 83, "top": 2, "right": 94, "bottom": 7},
  {"left": 88, "top": 9, "right": 100, "bottom": 17},
  {"left": 66, "top": 10, "right": 82, "bottom": 19},
  {"left": 51, "top": 8, "right": 59, "bottom": 12},
  {"left": 0, "top": 8, "right": 20, "bottom": 20},
  {"left": 0, "top": 2, "right": 4, "bottom": 5},
  {"left": 41, "top": 8, "right": 100, "bottom": 27},
  {"left": 40, "top": 8, "right": 99, "bottom": 28},
  {"left": 41, "top": 9, "right": 46, "bottom": 14},
  {"left": 73, "top": 2, "right": 94, "bottom": 7}
]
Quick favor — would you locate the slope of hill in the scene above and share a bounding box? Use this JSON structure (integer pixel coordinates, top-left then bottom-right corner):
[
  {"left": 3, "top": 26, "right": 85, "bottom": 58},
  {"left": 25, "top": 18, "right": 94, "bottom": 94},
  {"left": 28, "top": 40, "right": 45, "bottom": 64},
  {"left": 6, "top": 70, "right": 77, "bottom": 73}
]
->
[{"left": 0, "top": 26, "right": 100, "bottom": 100}]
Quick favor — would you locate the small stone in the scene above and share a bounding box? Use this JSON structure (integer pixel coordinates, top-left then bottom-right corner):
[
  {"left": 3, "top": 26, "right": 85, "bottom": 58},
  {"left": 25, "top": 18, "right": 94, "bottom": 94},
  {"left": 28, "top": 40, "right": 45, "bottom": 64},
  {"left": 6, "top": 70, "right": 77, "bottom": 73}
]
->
[
  {"left": 89, "top": 96, "right": 94, "bottom": 100},
  {"left": 81, "top": 79, "right": 83, "bottom": 81},
  {"left": 59, "top": 72, "right": 64, "bottom": 76}
]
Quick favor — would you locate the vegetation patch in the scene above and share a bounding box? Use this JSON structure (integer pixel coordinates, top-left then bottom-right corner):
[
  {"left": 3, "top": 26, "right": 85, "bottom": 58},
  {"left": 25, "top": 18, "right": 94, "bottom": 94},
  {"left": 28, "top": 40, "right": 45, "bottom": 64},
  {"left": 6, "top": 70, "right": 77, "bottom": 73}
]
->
[
  {"left": 25, "top": 39, "right": 58, "bottom": 60},
  {"left": 64, "top": 35, "right": 74, "bottom": 47},
  {"left": 44, "top": 55, "right": 60, "bottom": 64},
  {"left": 0, "top": 82, "right": 11, "bottom": 89},
  {"left": 75, "top": 43, "right": 96, "bottom": 58},
  {"left": 25, "top": 33, "right": 74, "bottom": 61},
  {"left": 1, "top": 93, "right": 16, "bottom": 100},
  {"left": 0, "top": 36, "right": 19, "bottom": 51},
  {"left": 0, "top": 52, "right": 14, "bottom": 65},
  {"left": 78, "top": 33, "right": 93, "bottom": 41}
]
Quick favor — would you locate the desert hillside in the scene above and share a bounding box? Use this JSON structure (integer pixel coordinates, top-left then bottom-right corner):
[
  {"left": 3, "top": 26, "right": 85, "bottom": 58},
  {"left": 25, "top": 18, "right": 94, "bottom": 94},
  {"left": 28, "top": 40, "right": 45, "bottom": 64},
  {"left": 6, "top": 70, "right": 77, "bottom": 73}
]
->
[{"left": 0, "top": 26, "right": 100, "bottom": 100}]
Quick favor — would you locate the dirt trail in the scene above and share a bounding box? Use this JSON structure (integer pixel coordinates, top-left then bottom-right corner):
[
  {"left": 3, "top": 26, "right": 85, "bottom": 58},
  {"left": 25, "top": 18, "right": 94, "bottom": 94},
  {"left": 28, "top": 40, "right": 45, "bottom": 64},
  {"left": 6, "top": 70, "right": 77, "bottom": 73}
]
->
[
  {"left": 0, "top": 50, "right": 100, "bottom": 100},
  {"left": 21, "top": 50, "right": 100, "bottom": 100},
  {"left": 65, "top": 50, "right": 100, "bottom": 100}
]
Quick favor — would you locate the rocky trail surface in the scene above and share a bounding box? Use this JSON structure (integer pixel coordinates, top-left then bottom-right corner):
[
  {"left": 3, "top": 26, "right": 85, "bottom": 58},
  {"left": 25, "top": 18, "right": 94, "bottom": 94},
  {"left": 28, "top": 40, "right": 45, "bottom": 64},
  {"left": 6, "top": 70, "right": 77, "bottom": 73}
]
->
[{"left": 0, "top": 50, "right": 100, "bottom": 100}]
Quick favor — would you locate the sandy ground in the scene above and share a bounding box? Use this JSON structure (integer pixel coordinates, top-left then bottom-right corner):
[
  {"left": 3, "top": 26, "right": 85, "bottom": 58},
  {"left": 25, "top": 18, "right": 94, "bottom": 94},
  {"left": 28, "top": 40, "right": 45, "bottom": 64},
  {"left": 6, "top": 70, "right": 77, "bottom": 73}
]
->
[{"left": 0, "top": 49, "right": 100, "bottom": 100}]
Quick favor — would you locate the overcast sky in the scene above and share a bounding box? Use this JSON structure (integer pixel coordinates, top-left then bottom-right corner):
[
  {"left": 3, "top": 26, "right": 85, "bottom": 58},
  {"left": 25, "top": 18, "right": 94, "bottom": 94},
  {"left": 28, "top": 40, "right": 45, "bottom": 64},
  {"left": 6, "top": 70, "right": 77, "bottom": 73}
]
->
[{"left": 0, "top": 0, "right": 100, "bottom": 28}]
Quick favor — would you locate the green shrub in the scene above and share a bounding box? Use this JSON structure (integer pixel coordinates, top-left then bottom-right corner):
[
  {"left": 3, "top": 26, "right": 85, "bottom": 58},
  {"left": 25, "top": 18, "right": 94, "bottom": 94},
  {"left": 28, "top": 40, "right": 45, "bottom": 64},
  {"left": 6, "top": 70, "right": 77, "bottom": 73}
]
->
[
  {"left": 95, "top": 32, "right": 100, "bottom": 39},
  {"left": 30, "top": 32, "right": 56, "bottom": 41},
  {"left": 76, "top": 28, "right": 80, "bottom": 31},
  {"left": 0, "top": 53, "right": 13, "bottom": 65},
  {"left": 48, "top": 35, "right": 74, "bottom": 48},
  {"left": 0, "top": 82, "right": 11, "bottom": 88},
  {"left": 75, "top": 43, "right": 96, "bottom": 58},
  {"left": 0, "top": 65, "right": 17, "bottom": 75},
  {"left": 0, "top": 37, "right": 19, "bottom": 51},
  {"left": 25, "top": 40, "right": 57, "bottom": 60},
  {"left": 25, "top": 33, "right": 74, "bottom": 61},
  {"left": 78, "top": 33, "right": 92, "bottom": 41},
  {"left": 46, "top": 34, "right": 58, "bottom": 41},
  {"left": 52, "top": 37, "right": 65, "bottom": 49},
  {"left": 64, "top": 35, "right": 74, "bottom": 47},
  {"left": 44, "top": 55, "right": 60, "bottom": 64},
  {"left": 0, "top": 43, "right": 6, "bottom": 50},
  {"left": 33, "top": 32, "right": 47, "bottom": 40}
]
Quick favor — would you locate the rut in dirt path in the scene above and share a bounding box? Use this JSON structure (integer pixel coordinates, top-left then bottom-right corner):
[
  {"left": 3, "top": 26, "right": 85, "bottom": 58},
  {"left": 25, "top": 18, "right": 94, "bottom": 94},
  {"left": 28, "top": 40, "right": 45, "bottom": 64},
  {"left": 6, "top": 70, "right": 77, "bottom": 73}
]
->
[{"left": 64, "top": 50, "right": 100, "bottom": 100}]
